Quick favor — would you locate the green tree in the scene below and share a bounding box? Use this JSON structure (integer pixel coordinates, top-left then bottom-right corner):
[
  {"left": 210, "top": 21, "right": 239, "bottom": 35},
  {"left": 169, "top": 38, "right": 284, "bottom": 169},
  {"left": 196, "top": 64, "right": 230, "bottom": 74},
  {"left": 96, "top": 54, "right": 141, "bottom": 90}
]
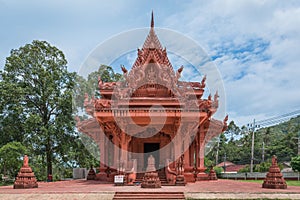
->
[
  {"left": 0, "top": 40, "right": 76, "bottom": 179},
  {"left": 291, "top": 155, "right": 300, "bottom": 172},
  {"left": 74, "top": 65, "right": 122, "bottom": 109},
  {"left": 87, "top": 64, "right": 122, "bottom": 98},
  {"left": 0, "top": 142, "right": 26, "bottom": 177}
]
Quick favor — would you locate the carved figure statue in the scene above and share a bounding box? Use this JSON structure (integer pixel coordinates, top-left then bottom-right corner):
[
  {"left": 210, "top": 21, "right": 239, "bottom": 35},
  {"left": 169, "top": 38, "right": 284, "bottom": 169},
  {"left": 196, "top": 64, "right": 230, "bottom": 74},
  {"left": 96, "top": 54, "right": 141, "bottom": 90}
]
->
[
  {"left": 146, "top": 155, "right": 156, "bottom": 172},
  {"left": 23, "top": 155, "right": 29, "bottom": 167},
  {"left": 208, "top": 94, "right": 212, "bottom": 101},
  {"left": 121, "top": 65, "right": 128, "bottom": 74},
  {"left": 148, "top": 155, "right": 155, "bottom": 165},
  {"left": 147, "top": 66, "right": 156, "bottom": 83},
  {"left": 201, "top": 75, "right": 206, "bottom": 88},
  {"left": 223, "top": 115, "right": 228, "bottom": 124},
  {"left": 175, "top": 65, "right": 184, "bottom": 83},
  {"left": 214, "top": 91, "right": 219, "bottom": 102},
  {"left": 176, "top": 154, "right": 184, "bottom": 175}
]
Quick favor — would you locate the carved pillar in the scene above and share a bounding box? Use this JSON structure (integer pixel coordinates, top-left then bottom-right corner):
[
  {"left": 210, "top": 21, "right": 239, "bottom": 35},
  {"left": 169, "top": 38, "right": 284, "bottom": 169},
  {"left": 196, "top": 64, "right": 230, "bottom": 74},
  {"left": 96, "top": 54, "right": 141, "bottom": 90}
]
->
[
  {"left": 195, "top": 135, "right": 200, "bottom": 169},
  {"left": 196, "top": 129, "right": 209, "bottom": 181},
  {"left": 197, "top": 129, "right": 206, "bottom": 171},
  {"left": 119, "top": 130, "right": 131, "bottom": 171},
  {"left": 113, "top": 135, "right": 119, "bottom": 169},
  {"left": 189, "top": 140, "right": 195, "bottom": 168},
  {"left": 183, "top": 141, "right": 190, "bottom": 169},
  {"left": 198, "top": 142, "right": 205, "bottom": 170},
  {"left": 173, "top": 136, "right": 182, "bottom": 164},
  {"left": 99, "top": 130, "right": 106, "bottom": 172}
]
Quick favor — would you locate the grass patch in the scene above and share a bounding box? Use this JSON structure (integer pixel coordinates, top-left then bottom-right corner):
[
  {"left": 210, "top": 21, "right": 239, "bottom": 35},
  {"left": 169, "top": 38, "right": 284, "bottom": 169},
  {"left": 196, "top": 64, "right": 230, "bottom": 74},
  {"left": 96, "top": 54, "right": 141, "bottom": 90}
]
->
[{"left": 237, "top": 179, "right": 300, "bottom": 186}]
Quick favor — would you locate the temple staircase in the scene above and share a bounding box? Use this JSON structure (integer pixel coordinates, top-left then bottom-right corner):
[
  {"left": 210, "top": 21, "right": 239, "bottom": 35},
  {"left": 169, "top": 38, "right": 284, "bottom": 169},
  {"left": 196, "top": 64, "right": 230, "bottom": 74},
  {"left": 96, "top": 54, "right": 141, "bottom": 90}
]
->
[
  {"left": 133, "top": 168, "right": 173, "bottom": 186},
  {"left": 113, "top": 192, "right": 185, "bottom": 200}
]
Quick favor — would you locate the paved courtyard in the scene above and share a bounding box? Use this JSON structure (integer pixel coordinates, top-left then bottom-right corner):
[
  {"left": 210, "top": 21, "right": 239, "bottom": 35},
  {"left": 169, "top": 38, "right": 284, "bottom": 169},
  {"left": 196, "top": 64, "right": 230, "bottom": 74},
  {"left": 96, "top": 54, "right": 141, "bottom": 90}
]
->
[{"left": 0, "top": 179, "right": 299, "bottom": 199}]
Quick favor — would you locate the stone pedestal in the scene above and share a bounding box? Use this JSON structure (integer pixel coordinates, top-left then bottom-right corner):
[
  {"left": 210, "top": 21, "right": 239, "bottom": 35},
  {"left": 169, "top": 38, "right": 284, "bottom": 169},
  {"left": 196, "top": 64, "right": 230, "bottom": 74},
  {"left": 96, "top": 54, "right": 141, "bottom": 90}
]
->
[
  {"left": 87, "top": 166, "right": 96, "bottom": 180},
  {"left": 14, "top": 155, "right": 38, "bottom": 189},
  {"left": 141, "top": 172, "right": 161, "bottom": 188},
  {"left": 262, "top": 155, "right": 287, "bottom": 189},
  {"left": 196, "top": 168, "right": 209, "bottom": 181},
  {"left": 175, "top": 175, "right": 186, "bottom": 186}
]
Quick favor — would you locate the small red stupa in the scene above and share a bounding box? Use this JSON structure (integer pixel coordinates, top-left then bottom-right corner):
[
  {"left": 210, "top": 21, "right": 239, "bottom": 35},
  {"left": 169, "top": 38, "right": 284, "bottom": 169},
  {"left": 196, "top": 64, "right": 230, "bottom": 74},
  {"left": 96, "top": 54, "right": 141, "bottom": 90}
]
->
[
  {"left": 262, "top": 155, "right": 287, "bottom": 189},
  {"left": 14, "top": 155, "right": 38, "bottom": 189}
]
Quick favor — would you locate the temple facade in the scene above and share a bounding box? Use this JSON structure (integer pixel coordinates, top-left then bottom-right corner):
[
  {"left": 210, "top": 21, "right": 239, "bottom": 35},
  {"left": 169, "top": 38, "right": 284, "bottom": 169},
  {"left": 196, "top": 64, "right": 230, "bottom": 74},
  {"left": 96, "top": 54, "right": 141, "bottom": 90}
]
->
[{"left": 77, "top": 13, "right": 227, "bottom": 184}]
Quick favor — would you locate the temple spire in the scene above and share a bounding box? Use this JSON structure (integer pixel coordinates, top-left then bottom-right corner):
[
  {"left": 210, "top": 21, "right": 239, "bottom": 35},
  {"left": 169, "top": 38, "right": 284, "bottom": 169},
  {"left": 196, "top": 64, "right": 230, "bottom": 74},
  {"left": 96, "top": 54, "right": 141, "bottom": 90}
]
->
[
  {"left": 142, "top": 10, "right": 163, "bottom": 49},
  {"left": 151, "top": 10, "right": 154, "bottom": 28}
]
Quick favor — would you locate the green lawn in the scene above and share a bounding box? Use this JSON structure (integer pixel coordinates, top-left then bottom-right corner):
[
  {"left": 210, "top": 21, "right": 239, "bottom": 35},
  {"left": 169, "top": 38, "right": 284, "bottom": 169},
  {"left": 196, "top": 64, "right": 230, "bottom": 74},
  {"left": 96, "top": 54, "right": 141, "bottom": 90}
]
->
[{"left": 237, "top": 179, "right": 300, "bottom": 186}]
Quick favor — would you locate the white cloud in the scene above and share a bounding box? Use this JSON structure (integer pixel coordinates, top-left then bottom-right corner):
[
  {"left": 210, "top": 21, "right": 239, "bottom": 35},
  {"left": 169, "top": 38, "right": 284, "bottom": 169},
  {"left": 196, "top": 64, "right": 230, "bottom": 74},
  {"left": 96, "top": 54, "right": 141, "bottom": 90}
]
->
[
  {"left": 1, "top": 0, "right": 299, "bottom": 127},
  {"left": 161, "top": 0, "right": 300, "bottom": 126}
]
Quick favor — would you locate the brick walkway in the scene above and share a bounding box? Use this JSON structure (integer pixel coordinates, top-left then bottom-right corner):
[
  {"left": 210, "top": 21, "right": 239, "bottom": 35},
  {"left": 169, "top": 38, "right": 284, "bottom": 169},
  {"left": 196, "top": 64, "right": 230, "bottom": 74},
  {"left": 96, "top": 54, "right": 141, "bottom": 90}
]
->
[{"left": 0, "top": 179, "right": 299, "bottom": 199}]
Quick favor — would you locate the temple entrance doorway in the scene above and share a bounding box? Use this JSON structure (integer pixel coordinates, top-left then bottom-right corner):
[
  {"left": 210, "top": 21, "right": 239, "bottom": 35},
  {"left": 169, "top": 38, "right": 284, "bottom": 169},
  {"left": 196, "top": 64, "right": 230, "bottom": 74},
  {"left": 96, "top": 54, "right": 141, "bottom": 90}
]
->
[{"left": 144, "top": 143, "right": 160, "bottom": 170}]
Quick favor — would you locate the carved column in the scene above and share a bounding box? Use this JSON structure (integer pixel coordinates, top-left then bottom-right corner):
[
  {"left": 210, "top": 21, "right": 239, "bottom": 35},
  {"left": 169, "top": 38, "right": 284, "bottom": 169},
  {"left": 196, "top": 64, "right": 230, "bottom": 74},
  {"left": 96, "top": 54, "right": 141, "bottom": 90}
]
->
[
  {"left": 113, "top": 135, "right": 119, "bottom": 169},
  {"left": 196, "top": 128, "right": 209, "bottom": 181},
  {"left": 99, "top": 130, "right": 106, "bottom": 172},
  {"left": 119, "top": 130, "right": 132, "bottom": 172},
  {"left": 183, "top": 141, "right": 190, "bottom": 169}
]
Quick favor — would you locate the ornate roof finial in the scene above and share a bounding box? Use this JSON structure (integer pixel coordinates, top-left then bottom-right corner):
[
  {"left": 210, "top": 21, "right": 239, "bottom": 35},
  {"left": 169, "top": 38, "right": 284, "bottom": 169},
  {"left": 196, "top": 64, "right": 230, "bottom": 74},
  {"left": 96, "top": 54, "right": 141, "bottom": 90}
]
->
[{"left": 151, "top": 10, "right": 154, "bottom": 28}]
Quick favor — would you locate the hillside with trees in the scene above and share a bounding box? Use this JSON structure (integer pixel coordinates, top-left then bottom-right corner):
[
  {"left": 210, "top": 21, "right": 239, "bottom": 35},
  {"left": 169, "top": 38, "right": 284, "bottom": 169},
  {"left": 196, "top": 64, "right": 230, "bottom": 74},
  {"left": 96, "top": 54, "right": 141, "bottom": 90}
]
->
[{"left": 206, "top": 115, "right": 300, "bottom": 172}]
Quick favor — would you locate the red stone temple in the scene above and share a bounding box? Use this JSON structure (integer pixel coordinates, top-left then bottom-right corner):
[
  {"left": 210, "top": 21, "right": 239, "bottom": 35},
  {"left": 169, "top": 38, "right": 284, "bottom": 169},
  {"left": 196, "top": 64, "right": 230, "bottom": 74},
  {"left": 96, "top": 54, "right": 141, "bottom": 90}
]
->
[{"left": 77, "top": 13, "right": 227, "bottom": 185}]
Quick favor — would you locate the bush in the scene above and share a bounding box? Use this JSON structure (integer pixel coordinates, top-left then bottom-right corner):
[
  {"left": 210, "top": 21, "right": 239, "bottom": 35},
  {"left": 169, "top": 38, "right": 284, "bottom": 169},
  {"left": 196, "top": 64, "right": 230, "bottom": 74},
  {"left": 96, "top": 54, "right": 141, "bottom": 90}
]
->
[
  {"left": 213, "top": 166, "right": 223, "bottom": 177},
  {"left": 238, "top": 165, "right": 250, "bottom": 173},
  {"left": 291, "top": 155, "right": 300, "bottom": 172}
]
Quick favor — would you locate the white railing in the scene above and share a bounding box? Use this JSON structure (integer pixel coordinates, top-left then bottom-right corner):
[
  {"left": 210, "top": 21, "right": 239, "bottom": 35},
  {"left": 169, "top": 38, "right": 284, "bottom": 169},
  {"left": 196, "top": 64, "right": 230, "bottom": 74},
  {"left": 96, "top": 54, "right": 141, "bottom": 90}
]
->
[{"left": 220, "top": 172, "right": 300, "bottom": 180}]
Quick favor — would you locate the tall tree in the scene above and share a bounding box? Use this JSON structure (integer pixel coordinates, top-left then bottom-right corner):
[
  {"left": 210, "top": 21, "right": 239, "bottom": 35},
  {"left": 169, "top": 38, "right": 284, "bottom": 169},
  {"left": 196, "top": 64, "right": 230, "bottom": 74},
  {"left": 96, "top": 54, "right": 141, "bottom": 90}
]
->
[{"left": 0, "top": 40, "right": 76, "bottom": 178}]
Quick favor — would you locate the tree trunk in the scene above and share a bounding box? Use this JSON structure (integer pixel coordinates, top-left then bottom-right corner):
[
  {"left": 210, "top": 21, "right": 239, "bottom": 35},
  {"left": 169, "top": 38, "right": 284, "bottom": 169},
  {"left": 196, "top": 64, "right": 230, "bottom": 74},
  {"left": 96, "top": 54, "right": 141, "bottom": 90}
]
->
[
  {"left": 46, "top": 152, "right": 52, "bottom": 176},
  {"left": 3, "top": 163, "right": 6, "bottom": 177},
  {"left": 46, "top": 138, "right": 52, "bottom": 178}
]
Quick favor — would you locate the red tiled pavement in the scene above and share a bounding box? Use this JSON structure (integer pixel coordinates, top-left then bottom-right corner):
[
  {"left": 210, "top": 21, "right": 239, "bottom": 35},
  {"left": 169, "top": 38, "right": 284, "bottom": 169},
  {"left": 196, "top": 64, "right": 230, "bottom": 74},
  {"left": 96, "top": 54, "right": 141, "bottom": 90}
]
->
[{"left": 0, "top": 179, "right": 299, "bottom": 199}]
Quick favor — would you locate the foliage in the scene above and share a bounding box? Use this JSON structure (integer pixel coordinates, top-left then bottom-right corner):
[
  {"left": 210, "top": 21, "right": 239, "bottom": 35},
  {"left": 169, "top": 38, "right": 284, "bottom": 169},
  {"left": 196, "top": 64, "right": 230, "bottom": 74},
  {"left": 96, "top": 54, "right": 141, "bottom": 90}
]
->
[
  {"left": 0, "top": 142, "right": 27, "bottom": 177},
  {"left": 213, "top": 166, "right": 224, "bottom": 177},
  {"left": 254, "top": 162, "right": 272, "bottom": 172},
  {"left": 204, "top": 157, "right": 213, "bottom": 168},
  {"left": 74, "top": 64, "right": 122, "bottom": 110},
  {"left": 0, "top": 40, "right": 76, "bottom": 179},
  {"left": 0, "top": 41, "right": 123, "bottom": 181},
  {"left": 207, "top": 116, "right": 300, "bottom": 170},
  {"left": 291, "top": 155, "right": 300, "bottom": 172}
]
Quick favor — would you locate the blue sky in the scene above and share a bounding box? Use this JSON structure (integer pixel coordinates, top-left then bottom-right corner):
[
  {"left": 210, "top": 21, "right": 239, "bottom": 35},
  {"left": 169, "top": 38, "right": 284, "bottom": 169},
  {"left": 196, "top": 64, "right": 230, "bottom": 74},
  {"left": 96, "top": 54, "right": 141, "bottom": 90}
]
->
[{"left": 1, "top": 0, "right": 300, "bottom": 126}]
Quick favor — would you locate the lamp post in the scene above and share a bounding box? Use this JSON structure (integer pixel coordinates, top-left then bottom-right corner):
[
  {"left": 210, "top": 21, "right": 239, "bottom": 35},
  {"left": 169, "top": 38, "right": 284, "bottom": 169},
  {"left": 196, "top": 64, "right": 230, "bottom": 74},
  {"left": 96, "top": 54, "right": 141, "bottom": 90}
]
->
[{"left": 223, "top": 152, "right": 227, "bottom": 173}]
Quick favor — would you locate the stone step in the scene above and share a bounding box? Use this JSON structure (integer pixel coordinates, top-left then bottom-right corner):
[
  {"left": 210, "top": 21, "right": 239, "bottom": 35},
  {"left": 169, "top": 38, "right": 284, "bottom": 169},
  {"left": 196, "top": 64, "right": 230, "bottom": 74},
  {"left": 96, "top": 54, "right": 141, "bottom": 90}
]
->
[
  {"left": 133, "top": 170, "right": 172, "bottom": 186},
  {"left": 113, "top": 192, "right": 185, "bottom": 200}
]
